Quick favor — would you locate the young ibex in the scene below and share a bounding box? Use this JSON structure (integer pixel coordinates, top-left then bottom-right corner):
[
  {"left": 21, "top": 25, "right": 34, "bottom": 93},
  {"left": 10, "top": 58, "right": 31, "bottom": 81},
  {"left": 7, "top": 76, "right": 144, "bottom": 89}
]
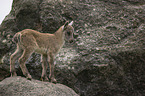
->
[{"left": 10, "top": 21, "right": 74, "bottom": 83}]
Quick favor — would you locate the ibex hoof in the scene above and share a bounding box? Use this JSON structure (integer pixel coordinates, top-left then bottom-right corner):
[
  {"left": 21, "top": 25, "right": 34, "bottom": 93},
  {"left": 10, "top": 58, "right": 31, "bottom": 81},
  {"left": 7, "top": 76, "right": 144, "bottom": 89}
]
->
[
  {"left": 10, "top": 72, "right": 17, "bottom": 77},
  {"left": 41, "top": 76, "right": 49, "bottom": 82},
  {"left": 26, "top": 74, "right": 32, "bottom": 80},
  {"left": 27, "top": 77, "right": 32, "bottom": 80},
  {"left": 51, "top": 78, "right": 57, "bottom": 83}
]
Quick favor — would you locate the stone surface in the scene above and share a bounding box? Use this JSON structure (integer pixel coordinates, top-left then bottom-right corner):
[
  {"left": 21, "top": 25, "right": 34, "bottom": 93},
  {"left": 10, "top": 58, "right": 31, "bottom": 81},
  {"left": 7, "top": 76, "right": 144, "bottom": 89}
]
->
[
  {"left": 0, "top": 0, "right": 145, "bottom": 96},
  {"left": 0, "top": 76, "right": 79, "bottom": 96}
]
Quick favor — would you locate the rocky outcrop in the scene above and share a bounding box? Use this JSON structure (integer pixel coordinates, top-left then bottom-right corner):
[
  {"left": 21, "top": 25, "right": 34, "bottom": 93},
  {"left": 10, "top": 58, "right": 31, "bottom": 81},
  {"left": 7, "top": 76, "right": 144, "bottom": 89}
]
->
[
  {"left": 0, "top": 0, "right": 145, "bottom": 96},
  {"left": 0, "top": 76, "right": 79, "bottom": 96}
]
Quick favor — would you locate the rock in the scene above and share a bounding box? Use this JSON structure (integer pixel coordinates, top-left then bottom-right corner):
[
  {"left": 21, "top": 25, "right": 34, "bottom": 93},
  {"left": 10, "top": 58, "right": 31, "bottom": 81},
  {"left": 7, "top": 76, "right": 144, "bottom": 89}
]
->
[
  {"left": 0, "top": 0, "right": 145, "bottom": 96},
  {"left": 0, "top": 76, "right": 79, "bottom": 96}
]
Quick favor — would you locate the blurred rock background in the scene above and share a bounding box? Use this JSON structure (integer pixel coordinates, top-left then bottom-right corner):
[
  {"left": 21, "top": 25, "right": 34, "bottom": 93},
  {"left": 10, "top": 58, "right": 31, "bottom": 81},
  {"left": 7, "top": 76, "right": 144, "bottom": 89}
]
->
[{"left": 0, "top": 0, "right": 145, "bottom": 96}]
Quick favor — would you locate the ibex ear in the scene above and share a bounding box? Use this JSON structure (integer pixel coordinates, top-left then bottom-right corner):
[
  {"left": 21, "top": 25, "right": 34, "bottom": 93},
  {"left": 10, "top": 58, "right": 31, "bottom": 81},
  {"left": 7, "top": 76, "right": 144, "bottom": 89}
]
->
[
  {"left": 62, "top": 21, "right": 69, "bottom": 30},
  {"left": 68, "top": 21, "right": 73, "bottom": 26}
]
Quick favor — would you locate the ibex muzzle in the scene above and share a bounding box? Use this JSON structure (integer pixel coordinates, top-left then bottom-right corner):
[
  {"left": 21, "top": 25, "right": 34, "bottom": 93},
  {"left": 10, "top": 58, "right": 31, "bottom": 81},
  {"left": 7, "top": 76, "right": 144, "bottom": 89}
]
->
[{"left": 10, "top": 21, "right": 74, "bottom": 83}]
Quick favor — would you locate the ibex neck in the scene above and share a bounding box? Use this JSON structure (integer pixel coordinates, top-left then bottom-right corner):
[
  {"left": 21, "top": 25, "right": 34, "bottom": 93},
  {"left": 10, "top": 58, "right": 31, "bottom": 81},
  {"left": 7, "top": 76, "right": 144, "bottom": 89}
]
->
[{"left": 54, "top": 26, "right": 65, "bottom": 43}]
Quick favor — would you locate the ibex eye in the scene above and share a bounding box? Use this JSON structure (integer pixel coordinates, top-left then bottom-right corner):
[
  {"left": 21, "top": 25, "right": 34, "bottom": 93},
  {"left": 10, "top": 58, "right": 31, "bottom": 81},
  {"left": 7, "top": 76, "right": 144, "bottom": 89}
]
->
[{"left": 67, "top": 32, "right": 71, "bottom": 35}]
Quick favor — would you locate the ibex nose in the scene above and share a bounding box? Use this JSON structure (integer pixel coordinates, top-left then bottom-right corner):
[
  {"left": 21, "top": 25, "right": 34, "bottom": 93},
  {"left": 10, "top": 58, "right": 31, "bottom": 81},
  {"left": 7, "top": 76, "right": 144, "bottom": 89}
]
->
[{"left": 69, "top": 39, "right": 74, "bottom": 43}]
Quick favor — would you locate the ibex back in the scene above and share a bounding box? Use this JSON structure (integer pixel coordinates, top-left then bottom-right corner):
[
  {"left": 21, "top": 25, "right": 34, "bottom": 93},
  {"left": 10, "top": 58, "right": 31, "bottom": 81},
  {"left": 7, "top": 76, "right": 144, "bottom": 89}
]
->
[{"left": 10, "top": 21, "right": 74, "bottom": 83}]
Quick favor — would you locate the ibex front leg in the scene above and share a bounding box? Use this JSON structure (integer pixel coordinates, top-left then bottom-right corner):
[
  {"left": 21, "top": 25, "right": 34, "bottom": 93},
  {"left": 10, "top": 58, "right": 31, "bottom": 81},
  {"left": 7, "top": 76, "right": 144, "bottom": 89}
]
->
[
  {"left": 48, "top": 52, "right": 57, "bottom": 83},
  {"left": 19, "top": 49, "right": 33, "bottom": 80},
  {"left": 41, "top": 54, "right": 49, "bottom": 81}
]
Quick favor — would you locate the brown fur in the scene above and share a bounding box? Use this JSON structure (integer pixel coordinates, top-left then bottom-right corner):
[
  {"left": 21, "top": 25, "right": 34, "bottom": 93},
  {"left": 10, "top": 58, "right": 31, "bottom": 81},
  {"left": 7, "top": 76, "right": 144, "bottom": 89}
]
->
[{"left": 10, "top": 21, "right": 74, "bottom": 83}]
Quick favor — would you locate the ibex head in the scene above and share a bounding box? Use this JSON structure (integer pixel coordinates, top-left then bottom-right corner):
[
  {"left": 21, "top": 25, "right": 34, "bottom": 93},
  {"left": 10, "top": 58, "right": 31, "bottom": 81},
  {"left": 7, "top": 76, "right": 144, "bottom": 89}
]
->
[{"left": 62, "top": 21, "right": 74, "bottom": 43}]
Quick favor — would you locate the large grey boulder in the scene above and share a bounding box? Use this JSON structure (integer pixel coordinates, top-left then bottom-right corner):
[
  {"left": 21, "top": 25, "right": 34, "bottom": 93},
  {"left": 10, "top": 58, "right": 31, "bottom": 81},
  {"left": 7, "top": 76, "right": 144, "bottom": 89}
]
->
[{"left": 0, "top": 76, "right": 79, "bottom": 96}]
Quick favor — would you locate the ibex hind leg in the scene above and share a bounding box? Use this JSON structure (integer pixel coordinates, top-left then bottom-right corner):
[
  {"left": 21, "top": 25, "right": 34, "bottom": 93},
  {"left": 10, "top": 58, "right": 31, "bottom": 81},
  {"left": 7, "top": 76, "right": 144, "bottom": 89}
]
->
[
  {"left": 19, "top": 49, "right": 34, "bottom": 80},
  {"left": 10, "top": 46, "right": 23, "bottom": 77}
]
